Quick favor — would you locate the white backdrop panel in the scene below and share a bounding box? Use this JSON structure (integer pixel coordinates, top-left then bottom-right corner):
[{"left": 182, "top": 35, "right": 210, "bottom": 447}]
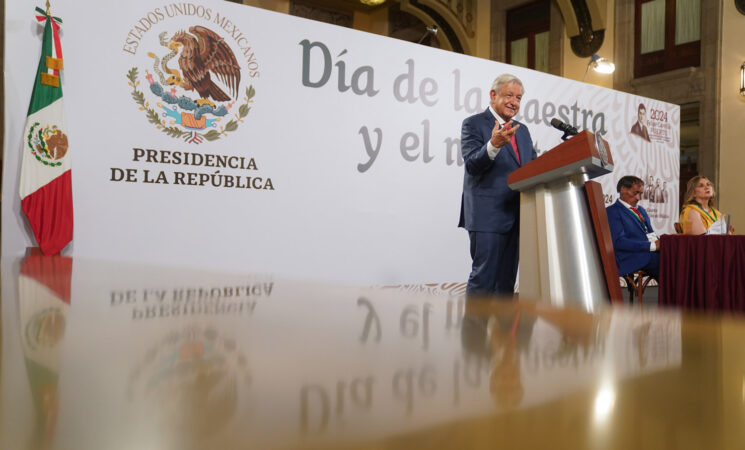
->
[{"left": 2, "top": 0, "right": 680, "bottom": 284}]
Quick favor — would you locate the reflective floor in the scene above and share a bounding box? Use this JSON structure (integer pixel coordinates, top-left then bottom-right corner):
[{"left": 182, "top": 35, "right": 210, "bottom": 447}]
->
[{"left": 2, "top": 253, "right": 745, "bottom": 449}]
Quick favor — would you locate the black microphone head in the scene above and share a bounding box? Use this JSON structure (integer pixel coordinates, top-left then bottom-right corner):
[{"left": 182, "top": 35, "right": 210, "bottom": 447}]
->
[{"left": 550, "top": 118, "right": 578, "bottom": 140}]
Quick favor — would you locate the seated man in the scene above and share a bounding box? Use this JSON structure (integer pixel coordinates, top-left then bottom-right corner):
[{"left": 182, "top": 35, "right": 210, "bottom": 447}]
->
[{"left": 606, "top": 175, "right": 660, "bottom": 279}]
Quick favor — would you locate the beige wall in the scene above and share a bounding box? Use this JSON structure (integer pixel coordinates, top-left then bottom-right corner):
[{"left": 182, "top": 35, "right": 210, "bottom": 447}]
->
[
  {"left": 354, "top": 7, "right": 389, "bottom": 36},
  {"left": 718, "top": 0, "right": 745, "bottom": 230},
  {"left": 561, "top": 0, "right": 614, "bottom": 89},
  {"left": 241, "top": 0, "right": 391, "bottom": 38},
  {"left": 472, "top": 0, "right": 492, "bottom": 59},
  {"left": 243, "top": 0, "right": 290, "bottom": 13}
]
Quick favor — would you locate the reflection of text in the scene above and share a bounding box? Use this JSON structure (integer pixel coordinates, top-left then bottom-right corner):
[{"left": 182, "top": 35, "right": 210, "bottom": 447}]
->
[
  {"left": 109, "top": 283, "right": 272, "bottom": 320},
  {"left": 132, "top": 299, "right": 256, "bottom": 320},
  {"left": 300, "top": 356, "right": 488, "bottom": 435},
  {"left": 357, "top": 297, "right": 463, "bottom": 347}
]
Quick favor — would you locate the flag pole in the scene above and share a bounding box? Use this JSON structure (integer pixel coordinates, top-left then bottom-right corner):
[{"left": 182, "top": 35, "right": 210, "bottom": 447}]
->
[{"left": 46, "top": 0, "right": 51, "bottom": 15}]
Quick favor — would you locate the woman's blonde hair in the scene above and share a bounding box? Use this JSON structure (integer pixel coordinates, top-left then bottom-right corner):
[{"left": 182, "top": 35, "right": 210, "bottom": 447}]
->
[{"left": 683, "top": 175, "right": 717, "bottom": 208}]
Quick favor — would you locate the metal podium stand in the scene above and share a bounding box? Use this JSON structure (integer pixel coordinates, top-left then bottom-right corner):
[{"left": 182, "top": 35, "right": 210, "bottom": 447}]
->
[{"left": 508, "top": 131, "right": 623, "bottom": 311}]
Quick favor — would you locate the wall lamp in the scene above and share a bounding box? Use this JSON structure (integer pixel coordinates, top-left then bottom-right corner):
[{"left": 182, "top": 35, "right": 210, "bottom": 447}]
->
[
  {"left": 583, "top": 54, "right": 615, "bottom": 82},
  {"left": 740, "top": 62, "right": 745, "bottom": 97},
  {"left": 416, "top": 25, "right": 438, "bottom": 44}
]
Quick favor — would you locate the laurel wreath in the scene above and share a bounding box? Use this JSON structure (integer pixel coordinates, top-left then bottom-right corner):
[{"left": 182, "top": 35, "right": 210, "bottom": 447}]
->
[
  {"left": 26, "top": 122, "right": 63, "bottom": 167},
  {"left": 127, "top": 67, "right": 255, "bottom": 143}
]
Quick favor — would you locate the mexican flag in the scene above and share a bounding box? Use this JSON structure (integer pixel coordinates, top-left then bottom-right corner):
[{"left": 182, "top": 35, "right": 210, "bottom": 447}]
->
[{"left": 19, "top": 6, "right": 73, "bottom": 255}]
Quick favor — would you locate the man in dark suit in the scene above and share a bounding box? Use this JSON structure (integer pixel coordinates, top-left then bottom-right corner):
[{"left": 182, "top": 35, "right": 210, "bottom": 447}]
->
[
  {"left": 459, "top": 74, "right": 537, "bottom": 297},
  {"left": 630, "top": 103, "right": 651, "bottom": 142},
  {"left": 606, "top": 175, "right": 660, "bottom": 279}
]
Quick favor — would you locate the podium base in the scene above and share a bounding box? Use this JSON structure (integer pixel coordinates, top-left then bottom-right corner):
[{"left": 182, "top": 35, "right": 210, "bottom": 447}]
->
[{"left": 518, "top": 175, "right": 609, "bottom": 312}]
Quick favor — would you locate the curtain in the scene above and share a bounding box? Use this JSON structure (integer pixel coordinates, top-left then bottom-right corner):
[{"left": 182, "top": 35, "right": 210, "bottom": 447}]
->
[
  {"left": 675, "top": 0, "right": 701, "bottom": 45},
  {"left": 641, "top": 0, "right": 665, "bottom": 54},
  {"left": 535, "top": 31, "right": 549, "bottom": 73},
  {"left": 510, "top": 38, "right": 528, "bottom": 68}
]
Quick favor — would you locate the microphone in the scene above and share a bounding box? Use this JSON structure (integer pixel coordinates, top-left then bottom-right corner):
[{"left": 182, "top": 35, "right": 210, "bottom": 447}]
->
[{"left": 550, "top": 118, "right": 579, "bottom": 141}]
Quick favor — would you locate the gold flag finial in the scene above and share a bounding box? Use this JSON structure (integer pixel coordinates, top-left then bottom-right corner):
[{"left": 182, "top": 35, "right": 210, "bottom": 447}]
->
[{"left": 46, "top": 0, "right": 50, "bottom": 15}]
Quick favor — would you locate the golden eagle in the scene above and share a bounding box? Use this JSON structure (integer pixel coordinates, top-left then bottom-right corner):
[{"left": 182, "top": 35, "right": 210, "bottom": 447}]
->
[{"left": 170, "top": 26, "right": 241, "bottom": 105}]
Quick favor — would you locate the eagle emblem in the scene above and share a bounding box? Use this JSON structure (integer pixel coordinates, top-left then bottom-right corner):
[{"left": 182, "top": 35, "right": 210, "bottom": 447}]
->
[
  {"left": 26, "top": 123, "right": 68, "bottom": 167},
  {"left": 169, "top": 26, "right": 241, "bottom": 107},
  {"left": 127, "top": 25, "right": 256, "bottom": 144}
]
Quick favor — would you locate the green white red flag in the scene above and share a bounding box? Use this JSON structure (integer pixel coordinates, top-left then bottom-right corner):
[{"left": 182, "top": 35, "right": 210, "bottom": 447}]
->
[{"left": 20, "top": 6, "right": 73, "bottom": 255}]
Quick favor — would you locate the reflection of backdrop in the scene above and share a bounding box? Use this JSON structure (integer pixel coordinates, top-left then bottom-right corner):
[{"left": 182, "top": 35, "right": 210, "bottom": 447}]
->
[
  {"left": 461, "top": 304, "right": 535, "bottom": 409},
  {"left": 632, "top": 322, "right": 652, "bottom": 368},
  {"left": 18, "top": 252, "right": 72, "bottom": 450},
  {"left": 127, "top": 324, "right": 251, "bottom": 444},
  {"left": 488, "top": 310, "right": 535, "bottom": 408},
  {"left": 462, "top": 301, "right": 604, "bottom": 410},
  {"left": 461, "top": 299, "right": 611, "bottom": 409}
]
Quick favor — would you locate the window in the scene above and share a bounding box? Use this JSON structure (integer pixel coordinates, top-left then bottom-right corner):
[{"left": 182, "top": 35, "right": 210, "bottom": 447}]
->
[
  {"left": 635, "top": 0, "right": 700, "bottom": 78},
  {"left": 506, "top": 0, "right": 550, "bottom": 73}
]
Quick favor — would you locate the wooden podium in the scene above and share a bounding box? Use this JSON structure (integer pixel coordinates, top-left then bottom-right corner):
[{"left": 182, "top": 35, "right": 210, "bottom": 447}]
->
[{"left": 508, "top": 131, "right": 623, "bottom": 310}]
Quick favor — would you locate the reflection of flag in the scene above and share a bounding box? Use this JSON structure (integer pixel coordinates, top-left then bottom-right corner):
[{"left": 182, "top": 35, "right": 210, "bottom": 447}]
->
[
  {"left": 19, "top": 7, "right": 73, "bottom": 255},
  {"left": 19, "top": 250, "right": 72, "bottom": 449}
]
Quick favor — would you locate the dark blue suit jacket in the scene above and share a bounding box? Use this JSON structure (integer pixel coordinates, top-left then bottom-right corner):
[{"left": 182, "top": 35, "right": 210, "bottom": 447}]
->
[
  {"left": 458, "top": 108, "right": 536, "bottom": 233},
  {"left": 606, "top": 200, "right": 656, "bottom": 276}
]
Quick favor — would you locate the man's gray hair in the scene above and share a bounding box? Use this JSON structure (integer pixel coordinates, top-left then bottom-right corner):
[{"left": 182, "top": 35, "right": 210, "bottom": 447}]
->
[{"left": 490, "top": 74, "right": 524, "bottom": 94}]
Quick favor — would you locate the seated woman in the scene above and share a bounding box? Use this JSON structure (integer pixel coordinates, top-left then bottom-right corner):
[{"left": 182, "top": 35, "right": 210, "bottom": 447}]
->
[{"left": 679, "top": 176, "right": 733, "bottom": 235}]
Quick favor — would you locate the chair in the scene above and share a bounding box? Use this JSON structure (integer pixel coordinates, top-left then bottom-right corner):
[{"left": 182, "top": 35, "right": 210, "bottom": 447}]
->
[
  {"left": 622, "top": 269, "right": 654, "bottom": 304},
  {"left": 674, "top": 222, "right": 683, "bottom": 234}
]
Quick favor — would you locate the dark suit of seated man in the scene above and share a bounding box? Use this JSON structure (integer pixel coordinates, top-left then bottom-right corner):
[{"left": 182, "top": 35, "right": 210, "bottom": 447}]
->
[{"left": 606, "top": 175, "right": 660, "bottom": 279}]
